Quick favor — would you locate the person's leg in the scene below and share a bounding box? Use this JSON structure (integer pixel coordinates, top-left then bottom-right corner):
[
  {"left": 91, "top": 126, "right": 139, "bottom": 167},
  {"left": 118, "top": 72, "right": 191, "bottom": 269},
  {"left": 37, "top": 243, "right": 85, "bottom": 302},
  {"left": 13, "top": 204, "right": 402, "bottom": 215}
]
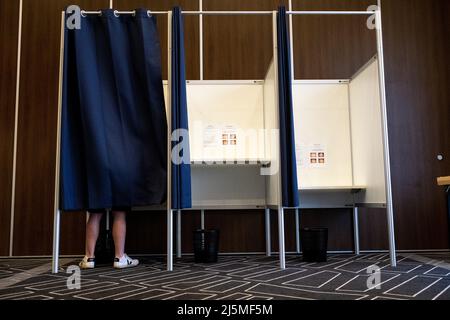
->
[
  {"left": 80, "top": 211, "right": 104, "bottom": 269},
  {"left": 112, "top": 209, "right": 139, "bottom": 268},
  {"left": 85, "top": 212, "right": 104, "bottom": 258},
  {"left": 112, "top": 210, "right": 126, "bottom": 259}
]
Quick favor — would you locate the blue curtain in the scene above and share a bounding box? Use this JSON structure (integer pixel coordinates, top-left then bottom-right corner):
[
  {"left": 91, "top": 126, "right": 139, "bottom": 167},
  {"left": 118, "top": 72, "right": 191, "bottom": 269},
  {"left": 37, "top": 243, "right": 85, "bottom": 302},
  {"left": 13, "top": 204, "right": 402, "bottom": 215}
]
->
[
  {"left": 60, "top": 9, "right": 167, "bottom": 211},
  {"left": 171, "top": 7, "right": 192, "bottom": 210},
  {"left": 277, "top": 6, "right": 300, "bottom": 208}
]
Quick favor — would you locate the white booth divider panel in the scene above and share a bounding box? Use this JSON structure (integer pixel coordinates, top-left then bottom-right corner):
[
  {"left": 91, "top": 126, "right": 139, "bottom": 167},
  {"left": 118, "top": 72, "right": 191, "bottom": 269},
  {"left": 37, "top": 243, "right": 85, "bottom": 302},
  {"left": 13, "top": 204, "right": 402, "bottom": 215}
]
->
[
  {"left": 186, "top": 83, "right": 265, "bottom": 162},
  {"left": 349, "top": 58, "right": 387, "bottom": 205},
  {"left": 293, "top": 83, "right": 353, "bottom": 188},
  {"left": 264, "top": 61, "right": 281, "bottom": 207}
]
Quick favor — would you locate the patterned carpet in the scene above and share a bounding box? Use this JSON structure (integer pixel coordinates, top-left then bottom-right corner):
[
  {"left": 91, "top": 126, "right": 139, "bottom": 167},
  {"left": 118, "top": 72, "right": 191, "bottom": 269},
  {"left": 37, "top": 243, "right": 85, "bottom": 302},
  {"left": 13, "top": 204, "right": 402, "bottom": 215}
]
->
[{"left": 1, "top": 253, "right": 450, "bottom": 300}]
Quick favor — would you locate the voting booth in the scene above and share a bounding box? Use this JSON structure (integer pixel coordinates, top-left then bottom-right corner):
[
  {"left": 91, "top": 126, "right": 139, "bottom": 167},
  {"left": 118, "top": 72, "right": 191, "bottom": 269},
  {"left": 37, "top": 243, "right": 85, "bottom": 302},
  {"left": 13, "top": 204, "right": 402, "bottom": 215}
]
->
[
  {"left": 165, "top": 10, "right": 294, "bottom": 270},
  {"left": 168, "top": 9, "right": 396, "bottom": 269},
  {"left": 292, "top": 57, "right": 393, "bottom": 255},
  {"left": 52, "top": 7, "right": 397, "bottom": 273},
  {"left": 289, "top": 10, "right": 396, "bottom": 266}
]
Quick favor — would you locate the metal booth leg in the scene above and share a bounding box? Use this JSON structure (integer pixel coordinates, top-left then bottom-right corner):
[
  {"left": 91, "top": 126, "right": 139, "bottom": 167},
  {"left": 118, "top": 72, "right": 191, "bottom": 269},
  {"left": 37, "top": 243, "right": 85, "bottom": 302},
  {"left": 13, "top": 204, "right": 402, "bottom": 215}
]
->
[
  {"left": 52, "top": 209, "right": 61, "bottom": 274},
  {"left": 265, "top": 208, "right": 271, "bottom": 256},
  {"left": 176, "top": 210, "right": 182, "bottom": 258},
  {"left": 278, "top": 207, "right": 286, "bottom": 270},
  {"left": 167, "top": 209, "right": 173, "bottom": 271},
  {"left": 200, "top": 209, "right": 205, "bottom": 229},
  {"left": 295, "top": 208, "right": 301, "bottom": 254},
  {"left": 353, "top": 207, "right": 360, "bottom": 255}
]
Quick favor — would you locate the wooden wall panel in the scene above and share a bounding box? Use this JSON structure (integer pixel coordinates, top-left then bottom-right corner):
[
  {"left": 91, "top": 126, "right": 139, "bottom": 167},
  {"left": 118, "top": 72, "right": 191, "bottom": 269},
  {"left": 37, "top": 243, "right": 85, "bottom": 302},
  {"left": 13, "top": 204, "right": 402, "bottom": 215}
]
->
[
  {"left": 358, "top": 208, "right": 389, "bottom": 250},
  {"left": 271, "top": 210, "right": 354, "bottom": 253},
  {"left": 381, "top": 0, "right": 450, "bottom": 249},
  {"left": 115, "top": 0, "right": 199, "bottom": 80},
  {"left": 125, "top": 210, "right": 267, "bottom": 255},
  {"left": 125, "top": 211, "right": 166, "bottom": 254},
  {"left": 179, "top": 211, "right": 201, "bottom": 253},
  {"left": 292, "top": 0, "right": 377, "bottom": 79},
  {"left": 204, "top": 211, "right": 266, "bottom": 253},
  {"left": 203, "top": 0, "right": 287, "bottom": 80},
  {"left": 13, "top": 0, "right": 110, "bottom": 256},
  {"left": 298, "top": 210, "right": 354, "bottom": 251},
  {"left": 0, "top": 0, "right": 20, "bottom": 256},
  {"left": 3, "top": 0, "right": 449, "bottom": 256}
]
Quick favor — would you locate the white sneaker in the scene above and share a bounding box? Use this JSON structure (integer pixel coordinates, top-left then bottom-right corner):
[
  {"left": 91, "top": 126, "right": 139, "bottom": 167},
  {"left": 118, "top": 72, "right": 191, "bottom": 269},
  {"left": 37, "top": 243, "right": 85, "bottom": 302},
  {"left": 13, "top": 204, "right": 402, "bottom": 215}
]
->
[
  {"left": 79, "top": 256, "right": 95, "bottom": 269},
  {"left": 113, "top": 254, "right": 139, "bottom": 269}
]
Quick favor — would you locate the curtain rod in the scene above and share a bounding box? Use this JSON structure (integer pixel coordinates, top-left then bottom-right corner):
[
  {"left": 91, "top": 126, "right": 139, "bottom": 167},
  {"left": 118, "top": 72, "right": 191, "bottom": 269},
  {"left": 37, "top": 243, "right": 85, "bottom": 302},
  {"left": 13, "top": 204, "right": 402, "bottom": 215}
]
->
[
  {"left": 81, "top": 10, "right": 167, "bottom": 16},
  {"left": 182, "top": 11, "right": 375, "bottom": 15},
  {"left": 80, "top": 10, "right": 376, "bottom": 16}
]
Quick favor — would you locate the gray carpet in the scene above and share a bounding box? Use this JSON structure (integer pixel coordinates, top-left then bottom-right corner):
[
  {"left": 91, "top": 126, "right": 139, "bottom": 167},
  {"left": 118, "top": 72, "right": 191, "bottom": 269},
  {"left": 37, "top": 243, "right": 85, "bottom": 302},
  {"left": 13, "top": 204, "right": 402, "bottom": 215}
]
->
[{"left": 1, "top": 253, "right": 450, "bottom": 300}]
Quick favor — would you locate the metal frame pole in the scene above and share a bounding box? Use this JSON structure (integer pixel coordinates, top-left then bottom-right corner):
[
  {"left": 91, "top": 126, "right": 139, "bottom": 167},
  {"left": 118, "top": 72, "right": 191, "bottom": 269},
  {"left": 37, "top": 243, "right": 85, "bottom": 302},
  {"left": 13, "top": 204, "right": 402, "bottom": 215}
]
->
[
  {"left": 80, "top": 10, "right": 375, "bottom": 16},
  {"left": 287, "top": 11, "right": 374, "bottom": 16},
  {"left": 295, "top": 209, "right": 301, "bottom": 254},
  {"left": 288, "top": 0, "right": 295, "bottom": 79},
  {"left": 278, "top": 207, "right": 286, "bottom": 269},
  {"left": 288, "top": 1, "right": 301, "bottom": 257},
  {"left": 52, "top": 10, "right": 65, "bottom": 274},
  {"left": 375, "top": 9, "right": 397, "bottom": 267},
  {"left": 106, "top": 209, "right": 110, "bottom": 230},
  {"left": 176, "top": 210, "right": 182, "bottom": 258},
  {"left": 9, "top": 0, "right": 23, "bottom": 257},
  {"left": 199, "top": 0, "right": 203, "bottom": 80},
  {"left": 200, "top": 209, "right": 205, "bottom": 229},
  {"left": 52, "top": 210, "right": 61, "bottom": 273},
  {"left": 167, "top": 10, "right": 173, "bottom": 271},
  {"left": 265, "top": 208, "right": 271, "bottom": 256},
  {"left": 353, "top": 207, "right": 360, "bottom": 255},
  {"left": 273, "top": 10, "right": 286, "bottom": 270},
  {"left": 182, "top": 11, "right": 374, "bottom": 16}
]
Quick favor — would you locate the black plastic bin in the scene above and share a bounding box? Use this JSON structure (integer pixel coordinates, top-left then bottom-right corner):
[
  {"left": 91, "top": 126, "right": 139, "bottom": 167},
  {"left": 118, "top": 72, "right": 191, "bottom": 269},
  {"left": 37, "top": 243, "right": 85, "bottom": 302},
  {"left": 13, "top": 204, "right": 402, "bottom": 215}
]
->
[
  {"left": 193, "top": 229, "right": 220, "bottom": 263},
  {"left": 300, "top": 228, "right": 328, "bottom": 262}
]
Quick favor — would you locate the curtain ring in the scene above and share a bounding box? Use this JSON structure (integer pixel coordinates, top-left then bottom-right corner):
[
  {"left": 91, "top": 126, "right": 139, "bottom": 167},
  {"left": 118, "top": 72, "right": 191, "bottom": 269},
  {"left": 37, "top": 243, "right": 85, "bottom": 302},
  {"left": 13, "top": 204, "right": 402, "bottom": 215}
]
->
[
  {"left": 80, "top": 10, "right": 87, "bottom": 17},
  {"left": 147, "top": 10, "right": 152, "bottom": 17},
  {"left": 114, "top": 10, "right": 120, "bottom": 17},
  {"left": 132, "top": 10, "right": 136, "bottom": 16}
]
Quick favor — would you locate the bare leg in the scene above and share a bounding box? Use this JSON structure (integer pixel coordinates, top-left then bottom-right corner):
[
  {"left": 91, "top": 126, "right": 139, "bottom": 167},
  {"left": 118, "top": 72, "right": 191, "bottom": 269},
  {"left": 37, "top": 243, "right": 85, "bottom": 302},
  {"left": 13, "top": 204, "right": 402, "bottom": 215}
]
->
[
  {"left": 112, "top": 211, "right": 126, "bottom": 258},
  {"left": 85, "top": 212, "right": 104, "bottom": 258}
]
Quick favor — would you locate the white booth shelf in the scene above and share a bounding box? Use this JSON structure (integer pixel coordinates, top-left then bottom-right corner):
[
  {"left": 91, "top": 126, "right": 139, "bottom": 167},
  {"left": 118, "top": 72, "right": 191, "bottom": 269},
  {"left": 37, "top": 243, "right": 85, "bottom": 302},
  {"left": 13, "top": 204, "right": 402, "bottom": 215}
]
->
[
  {"left": 190, "top": 159, "right": 271, "bottom": 166},
  {"left": 299, "top": 186, "right": 366, "bottom": 192}
]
